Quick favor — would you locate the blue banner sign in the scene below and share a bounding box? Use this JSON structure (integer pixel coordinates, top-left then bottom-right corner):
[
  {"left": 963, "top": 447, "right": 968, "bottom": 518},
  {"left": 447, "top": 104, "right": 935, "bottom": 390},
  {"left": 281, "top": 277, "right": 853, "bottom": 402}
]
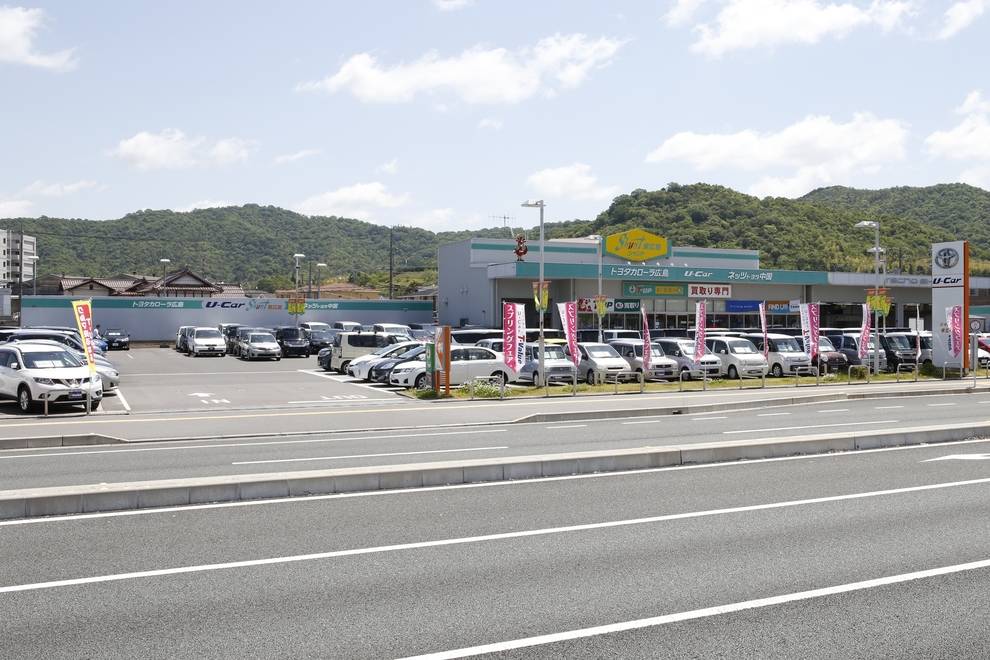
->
[{"left": 726, "top": 300, "right": 762, "bottom": 313}]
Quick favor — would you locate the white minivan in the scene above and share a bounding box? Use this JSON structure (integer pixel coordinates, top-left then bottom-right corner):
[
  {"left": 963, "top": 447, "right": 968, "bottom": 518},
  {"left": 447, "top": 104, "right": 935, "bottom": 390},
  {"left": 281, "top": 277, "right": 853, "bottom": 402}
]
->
[
  {"left": 704, "top": 336, "right": 769, "bottom": 379},
  {"left": 741, "top": 333, "right": 812, "bottom": 377},
  {"left": 328, "top": 332, "right": 408, "bottom": 373}
]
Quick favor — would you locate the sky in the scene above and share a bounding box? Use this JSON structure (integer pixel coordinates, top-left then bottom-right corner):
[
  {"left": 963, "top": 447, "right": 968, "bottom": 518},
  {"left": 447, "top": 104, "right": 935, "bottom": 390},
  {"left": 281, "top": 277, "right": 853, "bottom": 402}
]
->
[{"left": 0, "top": 0, "right": 988, "bottom": 231}]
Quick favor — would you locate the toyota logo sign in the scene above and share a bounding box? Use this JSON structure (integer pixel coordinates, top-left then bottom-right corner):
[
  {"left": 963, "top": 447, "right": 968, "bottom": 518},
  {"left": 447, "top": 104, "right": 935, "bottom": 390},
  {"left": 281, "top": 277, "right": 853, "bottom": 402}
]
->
[{"left": 934, "top": 247, "right": 959, "bottom": 269}]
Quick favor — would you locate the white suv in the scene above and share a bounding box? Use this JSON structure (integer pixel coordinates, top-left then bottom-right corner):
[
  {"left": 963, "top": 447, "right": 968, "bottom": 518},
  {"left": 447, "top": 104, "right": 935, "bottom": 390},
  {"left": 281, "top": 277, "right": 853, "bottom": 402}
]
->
[
  {"left": 390, "top": 346, "right": 510, "bottom": 389},
  {"left": 0, "top": 342, "right": 103, "bottom": 413},
  {"left": 187, "top": 327, "right": 227, "bottom": 357}
]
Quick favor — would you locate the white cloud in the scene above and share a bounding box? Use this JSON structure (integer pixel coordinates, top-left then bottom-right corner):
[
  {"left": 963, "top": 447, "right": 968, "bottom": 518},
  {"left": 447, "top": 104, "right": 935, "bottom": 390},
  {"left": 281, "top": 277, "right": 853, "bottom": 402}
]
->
[
  {"left": 688, "top": 0, "right": 910, "bottom": 57},
  {"left": 112, "top": 129, "right": 254, "bottom": 170},
  {"left": 297, "top": 33, "right": 625, "bottom": 104},
  {"left": 273, "top": 148, "right": 321, "bottom": 165},
  {"left": 23, "top": 179, "right": 98, "bottom": 197},
  {"left": 647, "top": 113, "right": 908, "bottom": 197},
  {"left": 0, "top": 198, "right": 33, "bottom": 218},
  {"left": 409, "top": 207, "right": 456, "bottom": 230},
  {"left": 959, "top": 166, "right": 990, "bottom": 189},
  {"left": 925, "top": 90, "right": 990, "bottom": 161},
  {"left": 432, "top": 0, "right": 473, "bottom": 10},
  {"left": 478, "top": 117, "right": 503, "bottom": 130},
  {"left": 937, "top": 0, "right": 987, "bottom": 38},
  {"left": 526, "top": 163, "right": 620, "bottom": 201},
  {"left": 174, "top": 200, "right": 234, "bottom": 212},
  {"left": 377, "top": 158, "right": 399, "bottom": 174},
  {"left": 664, "top": 0, "right": 708, "bottom": 26},
  {"left": 0, "top": 6, "right": 76, "bottom": 71},
  {"left": 294, "top": 182, "right": 410, "bottom": 220}
]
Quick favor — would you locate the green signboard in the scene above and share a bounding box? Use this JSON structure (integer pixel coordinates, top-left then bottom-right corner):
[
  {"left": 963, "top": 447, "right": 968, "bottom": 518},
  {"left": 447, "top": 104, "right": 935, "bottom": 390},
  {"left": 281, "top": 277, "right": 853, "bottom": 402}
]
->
[
  {"left": 622, "top": 282, "right": 688, "bottom": 298},
  {"left": 513, "top": 261, "right": 827, "bottom": 285}
]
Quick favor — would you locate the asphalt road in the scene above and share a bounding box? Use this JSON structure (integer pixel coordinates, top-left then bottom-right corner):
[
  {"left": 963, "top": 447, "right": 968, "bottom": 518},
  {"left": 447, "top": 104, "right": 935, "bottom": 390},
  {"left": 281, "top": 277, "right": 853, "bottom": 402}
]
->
[
  {"left": 2, "top": 439, "right": 989, "bottom": 658},
  {"left": 2, "top": 392, "right": 989, "bottom": 490}
]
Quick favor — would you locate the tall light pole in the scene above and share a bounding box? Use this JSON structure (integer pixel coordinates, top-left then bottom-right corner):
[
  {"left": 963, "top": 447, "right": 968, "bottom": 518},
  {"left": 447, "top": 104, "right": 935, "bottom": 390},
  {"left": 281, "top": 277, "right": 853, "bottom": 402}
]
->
[
  {"left": 315, "top": 262, "right": 326, "bottom": 299},
  {"left": 855, "top": 220, "right": 881, "bottom": 374},
  {"left": 27, "top": 255, "right": 39, "bottom": 296},
  {"left": 587, "top": 234, "right": 603, "bottom": 342},
  {"left": 522, "top": 200, "right": 545, "bottom": 388},
  {"left": 159, "top": 258, "right": 170, "bottom": 297},
  {"left": 293, "top": 253, "right": 305, "bottom": 293}
]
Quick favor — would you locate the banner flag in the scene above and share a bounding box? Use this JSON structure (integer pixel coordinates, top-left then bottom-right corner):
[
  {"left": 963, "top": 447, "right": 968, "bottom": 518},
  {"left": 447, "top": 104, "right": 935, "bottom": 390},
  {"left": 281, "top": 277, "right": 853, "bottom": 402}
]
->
[
  {"left": 694, "top": 301, "right": 707, "bottom": 366},
  {"left": 641, "top": 308, "right": 652, "bottom": 371},
  {"left": 71, "top": 300, "right": 98, "bottom": 375},
  {"left": 502, "top": 303, "right": 526, "bottom": 373},
  {"left": 859, "top": 303, "right": 872, "bottom": 359},
  {"left": 532, "top": 281, "right": 551, "bottom": 311},
  {"left": 758, "top": 302, "right": 769, "bottom": 358},
  {"left": 808, "top": 303, "right": 820, "bottom": 361},
  {"left": 947, "top": 305, "right": 963, "bottom": 358},
  {"left": 558, "top": 301, "right": 580, "bottom": 367}
]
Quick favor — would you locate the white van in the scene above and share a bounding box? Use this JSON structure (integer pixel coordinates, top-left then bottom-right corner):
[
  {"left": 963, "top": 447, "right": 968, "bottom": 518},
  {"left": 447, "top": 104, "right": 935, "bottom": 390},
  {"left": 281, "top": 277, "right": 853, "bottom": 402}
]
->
[
  {"left": 741, "top": 333, "right": 812, "bottom": 377},
  {"left": 329, "top": 332, "right": 409, "bottom": 373},
  {"left": 705, "top": 336, "right": 768, "bottom": 379},
  {"left": 372, "top": 323, "right": 412, "bottom": 336}
]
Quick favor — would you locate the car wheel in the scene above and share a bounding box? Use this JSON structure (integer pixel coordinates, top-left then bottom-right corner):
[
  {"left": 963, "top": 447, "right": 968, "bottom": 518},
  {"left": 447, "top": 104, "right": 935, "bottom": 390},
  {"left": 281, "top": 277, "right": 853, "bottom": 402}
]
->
[
  {"left": 490, "top": 371, "right": 507, "bottom": 386},
  {"left": 532, "top": 372, "right": 541, "bottom": 387},
  {"left": 220, "top": 353, "right": 225, "bottom": 358},
  {"left": 586, "top": 369, "right": 596, "bottom": 385},
  {"left": 414, "top": 373, "right": 427, "bottom": 389},
  {"left": 771, "top": 363, "right": 783, "bottom": 378},
  {"left": 275, "top": 356, "right": 281, "bottom": 361},
  {"left": 17, "top": 386, "right": 33, "bottom": 414},
  {"left": 339, "top": 361, "right": 350, "bottom": 375},
  {"left": 680, "top": 366, "right": 692, "bottom": 381},
  {"left": 728, "top": 365, "right": 739, "bottom": 380},
  {"left": 89, "top": 399, "right": 100, "bottom": 412}
]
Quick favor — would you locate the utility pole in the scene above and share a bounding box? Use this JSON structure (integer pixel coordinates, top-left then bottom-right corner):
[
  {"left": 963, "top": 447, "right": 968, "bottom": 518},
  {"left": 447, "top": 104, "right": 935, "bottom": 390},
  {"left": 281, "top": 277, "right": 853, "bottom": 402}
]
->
[
  {"left": 307, "top": 261, "right": 313, "bottom": 298},
  {"left": 388, "top": 226, "right": 394, "bottom": 299}
]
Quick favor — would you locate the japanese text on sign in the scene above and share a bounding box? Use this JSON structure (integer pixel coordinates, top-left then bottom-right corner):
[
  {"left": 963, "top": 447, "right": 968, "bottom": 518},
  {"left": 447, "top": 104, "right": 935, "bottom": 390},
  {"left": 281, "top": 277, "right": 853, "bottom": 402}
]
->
[{"left": 688, "top": 284, "right": 732, "bottom": 298}]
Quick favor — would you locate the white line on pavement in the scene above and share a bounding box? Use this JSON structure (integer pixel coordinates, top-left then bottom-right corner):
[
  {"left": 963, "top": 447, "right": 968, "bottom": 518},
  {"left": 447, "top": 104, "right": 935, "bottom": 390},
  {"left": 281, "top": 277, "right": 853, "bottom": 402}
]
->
[
  {"left": 816, "top": 409, "right": 848, "bottom": 413},
  {"left": 115, "top": 388, "right": 131, "bottom": 413},
  {"left": 7, "top": 437, "right": 990, "bottom": 527},
  {"left": 723, "top": 420, "right": 895, "bottom": 435},
  {"left": 546, "top": 425, "right": 587, "bottom": 430},
  {"left": 875, "top": 406, "right": 904, "bottom": 410},
  {"left": 125, "top": 371, "right": 280, "bottom": 377},
  {"left": 756, "top": 412, "right": 791, "bottom": 417},
  {"left": 401, "top": 558, "right": 990, "bottom": 659},
  {"left": 692, "top": 416, "right": 727, "bottom": 420},
  {"left": 0, "top": 429, "right": 508, "bottom": 460},
  {"left": 928, "top": 403, "right": 957, "bottom": 407},
  {"left": 3, "top": 476, "right": 989, "bottom": 594},
  {"left": 231, "top": 446, "right": 509, "bottom": 465},
  {"left": 621, "top": 420, "right": 660, "bottom": 425},
  {"left": 125, "top": 354, "right": 134, "bottom": 360}
]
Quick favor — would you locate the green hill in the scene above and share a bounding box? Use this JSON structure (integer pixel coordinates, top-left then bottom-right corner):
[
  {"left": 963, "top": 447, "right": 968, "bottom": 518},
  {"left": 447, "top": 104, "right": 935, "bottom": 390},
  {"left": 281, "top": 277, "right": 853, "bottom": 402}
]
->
[{"left": 3, "top": 182, "right": 987, "bottom": 289}]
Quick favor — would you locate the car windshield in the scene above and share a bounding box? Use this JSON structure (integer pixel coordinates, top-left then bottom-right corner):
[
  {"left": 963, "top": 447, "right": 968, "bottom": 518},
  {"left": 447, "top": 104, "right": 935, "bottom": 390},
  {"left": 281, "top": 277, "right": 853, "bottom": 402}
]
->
[
  {"left": 920, "top": 336, "right": 933, "bottom": 349},
  {"left": 250, "top": 333, "right": 275, "bottom": 343},
  {"left": 587, "top": 345, "right": 620, "bottom": 358},
  {"left": 195, "top": 329, "right": 222, "bottom": 339},
  {"left": 728, "top": 340, "right": 757, "bottom": 354},
  {"left": 886, "top": 335, "right": 911, "bottom": 349},
  {"left": 309, "top": 331, "right": 331, "bottom": 339},
  {"left": 398, "top": 347, "right": 425, "bottom": 359},
  {"left": 305, "top": 323, "right": 330, "bottom": 332},
  {"left": 371, "top": 344, "right": 398, "bottom": 356},
  {"left": 23, "top": 350, "right": 82, "bottom": 369},
  {"left": 818, "top": 337, "right": 836, "bottom": 351},
  {"left": 535, "top": 346, "right": 566, "bottom": 360},
  {"left": 677, "top": 341, "right": 710, "bottom": 357},
  {"left": 775, "top": 338, "right": 802, "bottom": 353},
  {"left": 626, "top": 345, "right": 664, "bottom": 358},
  {"left": 281, "top": 329, "right": 303, "bottom": 339}
]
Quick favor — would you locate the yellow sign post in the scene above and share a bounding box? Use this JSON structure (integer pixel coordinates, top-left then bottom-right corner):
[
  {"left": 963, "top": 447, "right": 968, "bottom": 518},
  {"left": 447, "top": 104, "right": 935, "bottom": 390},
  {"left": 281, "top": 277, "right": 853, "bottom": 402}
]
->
[{"left": 605, "top": 228, "right": 669, "bottom": 262}]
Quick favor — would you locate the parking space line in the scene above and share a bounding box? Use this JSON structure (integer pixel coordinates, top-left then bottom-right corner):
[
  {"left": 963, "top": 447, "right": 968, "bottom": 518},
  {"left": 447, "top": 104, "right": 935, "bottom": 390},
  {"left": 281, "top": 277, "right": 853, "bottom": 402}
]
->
[
  {"left": 231, "top": 445, "right": 509, "bottom": 465},
  {"left": 724, "top": 420, "right": 895, "bottom": 435},
  {"left": 115, "top": 388, "right": 131, "bottom": 413}
]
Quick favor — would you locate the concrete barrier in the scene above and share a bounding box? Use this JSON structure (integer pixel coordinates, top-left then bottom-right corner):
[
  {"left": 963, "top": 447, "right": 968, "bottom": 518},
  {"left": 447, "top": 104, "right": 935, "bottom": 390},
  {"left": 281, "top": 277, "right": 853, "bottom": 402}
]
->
[
  {"left": 0, "top": 434, "right": 123, "bottom": 450},
  {"left": 2, "top": 421, "right": 989, "bottom": 521}
]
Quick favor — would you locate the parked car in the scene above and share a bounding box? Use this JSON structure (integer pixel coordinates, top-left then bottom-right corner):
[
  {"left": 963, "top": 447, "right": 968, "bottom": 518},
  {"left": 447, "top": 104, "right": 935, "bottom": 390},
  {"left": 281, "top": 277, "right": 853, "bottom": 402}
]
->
[
  {"left": 516, "top": 343, "right": 577, "bottom": 386},
  {"left": 0, "top": 341, "right": 102, "bottom": 412},
  {"left": 609, "top": 339, "right": 676, "bottom": 381},
  {"left": 704, "top": 336, "right": 769, "bottom": 379},
  {"left": 880, "top": 332, "right": 920, "bottom": 372},
  {"left": 450, "top": 328, "right": 503, "bottom": 345},
  {"left": 273, "top": 326, "right": 311, "bottom": 357},
  {"left": 372, "top": 323, "right": 412, "bottom": 336},
  {"left": 347, "top": 341, "right": 422, "bottom": 380},
  {"left": 175, "top": 326, "right": 194, "bottom": 352},
  {"left": 652, "top": 337, "right": 721, "bottom": 380},
  {"left": 576, "top": 329, "right": 642, "bottom": 343},
  {"left": 370, "top": 345, "right": 427, "bottom": 384},
  {"left": 328, "top": 332, "right": 409, "bottom": 373},
  {"left": 884, "top": 332, "right": 930, "bottom": 367},
  {"left": 232, "top": 326, "right": 270, "bottom": 357},
  {"left": 524, "top": 328, "right": 565, "bottom": 343},
  {"left": 390, "top": 346, "right": 510, "bottom": 389},
  {"left": 815, "top": 336, "right": 849, "bottom": 374},
  {"left": 299, "top": 321, "right": 332, "bottom": 334},
  {"left": 238, "top": 331, "right": 281, "bottom": 361},
  {"left": 332, "top": 321, "right": 363, "bottom": 332},
  {"left": 572, "top": 342, "right": 636, "bottom": 384},
  {"left": 12, "top": 338, "right": 120, "bottom": 392},
  {"left": 822, "top": 332, "right": 888, "bottom": 373},
  {"left": 219, "top": 324, "right": 244, "bottom": 354},
  {"left": 30, "top": 325, "right": 108, "bottom": 353},
  {"left": 103, "top": 328, "right": 130, "bottom": 350},
  {"left": 306, "top": 329, "right": 336, "bottom": 353},
  {"left": 187, "top": 327, "right": 226, "bottom": 357},
  {"left": 740, "top": 333, "right": 812, "bottom": 377},
  {"left": 2, "top": 329, "right": 95, "bottom": 356}
]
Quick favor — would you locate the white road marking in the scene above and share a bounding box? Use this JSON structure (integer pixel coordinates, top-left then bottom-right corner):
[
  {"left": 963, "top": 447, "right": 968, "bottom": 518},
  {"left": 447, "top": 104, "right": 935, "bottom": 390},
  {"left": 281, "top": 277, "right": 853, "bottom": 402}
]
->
[
  {"left": 816, "top": 409, "right": 848, "bottom": 413},
  {"left": 188, "top": 392, "right": 215, "bottom": 398},
  {"left": 928, "top": 403, "right": 957, "bottom": 407},
  {"left": 621, "top": 420, "right": 659, "bottom": 425},
  {"left": 692, "top": 416, "right": 727, "bottom": 420},
  {"left": 875, "top": 406, "right": 904, "bottom": 410},
  {"left": 128, "top": 372, "right": 276, "bottom": 377},
  {"left": 125, "top": 353, "right": 134, "bottom": 360},
  {"left": 723, "top": 420, "right": 895, "bottom": 435},
  {"left": 0, "top": 429, "right": 508, "bottom": 460},
  {"left": 923, "top": 453, "right": 990, "bottom": 462},
  {"left": 7, "top": 437, "right": 990, "bottom": 527},
  {"left": 546, "top": 425, "right": 587, "bottom": 430},
  {"left": 401, "top": 558, "right": 990, "bottom": 659},
  {"left": 756, "top": 412, "right": 791, "bottom": 417},
  {"left": 287, "top": 394, "right": 368, "bottom": 403},
  {"left": 231, "top": 446, "right": 508, "bottom": 465},
  {"left": 115, "top": 388, "right": 131, "bottom": 413},
  {"left": 3, "top": 476, "right": 989, "bottom": 593}
]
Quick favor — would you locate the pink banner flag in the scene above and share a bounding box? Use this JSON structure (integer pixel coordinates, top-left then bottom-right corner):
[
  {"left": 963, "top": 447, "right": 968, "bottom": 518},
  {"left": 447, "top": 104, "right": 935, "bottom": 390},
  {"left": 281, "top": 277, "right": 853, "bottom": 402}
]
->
[
  {"left": 641, "top": 308, "right": 652, "bottom": 371},
  {"left": 947, "top": 305, "right": 963, "bottom": 358},
  {"left": 758, "top": 302, "right": 769, "bottom": 358},
  {"left": 859, "top": 303, "right": 871, "bottom": 360},
  {"left": 808, "top": 303, "right": 820, "bottom": 361},
  {"left": 558, "top": 301, "right": 580, "bottom": 367},
  {"left": 694, "top": 301, "right": 707, "bottom": 366},
  {"left": 502, "top": 302, "right": 526, "bottom": 373}
]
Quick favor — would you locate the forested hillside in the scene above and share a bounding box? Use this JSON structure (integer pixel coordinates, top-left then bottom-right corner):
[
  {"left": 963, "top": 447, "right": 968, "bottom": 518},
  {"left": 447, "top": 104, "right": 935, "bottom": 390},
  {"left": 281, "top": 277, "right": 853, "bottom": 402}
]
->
[{"left": 3, "top": 182, "right": 988, "bottom": 289}]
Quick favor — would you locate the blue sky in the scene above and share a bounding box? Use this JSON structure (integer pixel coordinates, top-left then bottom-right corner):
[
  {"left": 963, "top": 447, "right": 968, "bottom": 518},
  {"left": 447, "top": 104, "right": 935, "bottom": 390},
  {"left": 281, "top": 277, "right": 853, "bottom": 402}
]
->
[{"left": 1, "top": 0, "right": 988, "bottom": 230}]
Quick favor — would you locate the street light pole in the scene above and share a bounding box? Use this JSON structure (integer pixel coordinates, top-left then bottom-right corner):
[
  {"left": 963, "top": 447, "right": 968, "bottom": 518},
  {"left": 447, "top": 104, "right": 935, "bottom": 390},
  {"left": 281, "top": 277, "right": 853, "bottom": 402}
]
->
[
  {"left": 855, "top": 220, "right": 881, "bottom": 374},
  {"left": 293, "top": 253, "right": 305, "bottom": 294},
  {"left": 587, "top": 234, "right": 604, "bottom": 342},
  {"left": 28, "top": 256, "right": 39, "bottom": 296},
  {"left": 522, "top": 200, "right": 546, "bottom": 389},
  {"left": 159, "top": 258, "right": 170, "bottom": 297},
  {"left": 315, "top": 262, "right": 326, "bottom": 299}
]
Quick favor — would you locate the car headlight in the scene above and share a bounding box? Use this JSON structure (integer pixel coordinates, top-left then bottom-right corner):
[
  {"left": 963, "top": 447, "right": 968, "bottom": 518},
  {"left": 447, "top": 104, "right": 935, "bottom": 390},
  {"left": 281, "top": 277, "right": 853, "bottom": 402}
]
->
[{"left": 33, "top": 377, "right": 55, "bottom": 385}]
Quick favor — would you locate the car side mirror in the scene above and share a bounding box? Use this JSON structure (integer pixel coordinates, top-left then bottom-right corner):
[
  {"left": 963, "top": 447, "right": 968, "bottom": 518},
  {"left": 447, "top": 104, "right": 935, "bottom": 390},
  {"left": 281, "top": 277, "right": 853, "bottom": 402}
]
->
[
  {"left": 719, "top": 349, "right": 727, "bottom": 354},
  {"left": 9, "top": 362, "right": 18, "bottom": 370}
]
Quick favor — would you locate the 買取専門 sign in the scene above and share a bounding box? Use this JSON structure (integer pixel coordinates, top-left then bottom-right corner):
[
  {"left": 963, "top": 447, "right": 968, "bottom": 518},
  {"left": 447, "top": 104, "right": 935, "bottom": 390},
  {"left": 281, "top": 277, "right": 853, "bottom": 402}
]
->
[{"left": 931, "top": 241, "right": 969, "bottom": 368}]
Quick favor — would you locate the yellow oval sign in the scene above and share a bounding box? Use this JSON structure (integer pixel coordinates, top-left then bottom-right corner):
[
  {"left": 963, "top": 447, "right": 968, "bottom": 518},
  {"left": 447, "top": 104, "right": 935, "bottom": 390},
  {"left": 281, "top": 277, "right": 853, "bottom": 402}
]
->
[{"left": 605, "top": 229, "right": 669, "bottom": 262}]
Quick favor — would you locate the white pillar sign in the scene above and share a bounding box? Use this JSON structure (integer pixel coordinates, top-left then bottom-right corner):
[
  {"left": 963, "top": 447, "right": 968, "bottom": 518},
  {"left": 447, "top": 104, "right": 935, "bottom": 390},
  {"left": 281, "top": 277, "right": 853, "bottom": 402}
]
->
[{"left": 931, "top": 241, "right": 969, "bottom": 368}]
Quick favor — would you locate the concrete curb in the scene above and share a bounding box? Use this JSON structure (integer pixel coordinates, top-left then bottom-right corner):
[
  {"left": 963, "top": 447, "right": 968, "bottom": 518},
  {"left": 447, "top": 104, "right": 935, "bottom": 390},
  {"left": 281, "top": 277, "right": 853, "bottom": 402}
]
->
[
  {"left": 2, "top": 421, "right": 989, "bottom": 520},
  {"left": 0, "top": 434, "right": 124, "bottom": 450}
]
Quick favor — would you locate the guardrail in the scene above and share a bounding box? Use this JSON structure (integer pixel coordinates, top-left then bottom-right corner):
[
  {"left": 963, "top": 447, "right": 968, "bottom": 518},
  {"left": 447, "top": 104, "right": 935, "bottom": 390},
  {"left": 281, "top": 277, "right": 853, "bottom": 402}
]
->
[
  {"left": 736, "top": 370, "right": 766, "bottom": 390},
  {"left": 847, "top": 364, "right": 871, "bottom": 384},
  {"left": 601, "top": 370, "right": 645, "bottom": 394},
  {"left": 794, "top": 365, "right": 820, "bottom": 387},
  {"left": 466, "top": 375, "right": 506, "bottom": 400},
  {"left": 896, "top": 363, "right": 918, "bottom": 383},
  {"left": 678, "top": 368, "right": 709, "bottom": 392}
]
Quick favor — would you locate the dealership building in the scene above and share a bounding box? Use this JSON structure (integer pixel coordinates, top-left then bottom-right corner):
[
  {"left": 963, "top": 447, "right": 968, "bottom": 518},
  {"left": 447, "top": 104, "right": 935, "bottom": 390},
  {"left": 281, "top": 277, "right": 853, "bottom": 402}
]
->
[{"left": 438, "top": 235, "right": 990, "bottom": 332}]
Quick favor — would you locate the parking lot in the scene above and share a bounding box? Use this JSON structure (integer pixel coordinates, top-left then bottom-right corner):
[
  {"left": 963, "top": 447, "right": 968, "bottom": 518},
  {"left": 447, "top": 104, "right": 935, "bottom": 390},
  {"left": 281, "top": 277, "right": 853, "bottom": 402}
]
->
[{"left": 0, "top": 346, "right": 406, "bottom": 418}]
